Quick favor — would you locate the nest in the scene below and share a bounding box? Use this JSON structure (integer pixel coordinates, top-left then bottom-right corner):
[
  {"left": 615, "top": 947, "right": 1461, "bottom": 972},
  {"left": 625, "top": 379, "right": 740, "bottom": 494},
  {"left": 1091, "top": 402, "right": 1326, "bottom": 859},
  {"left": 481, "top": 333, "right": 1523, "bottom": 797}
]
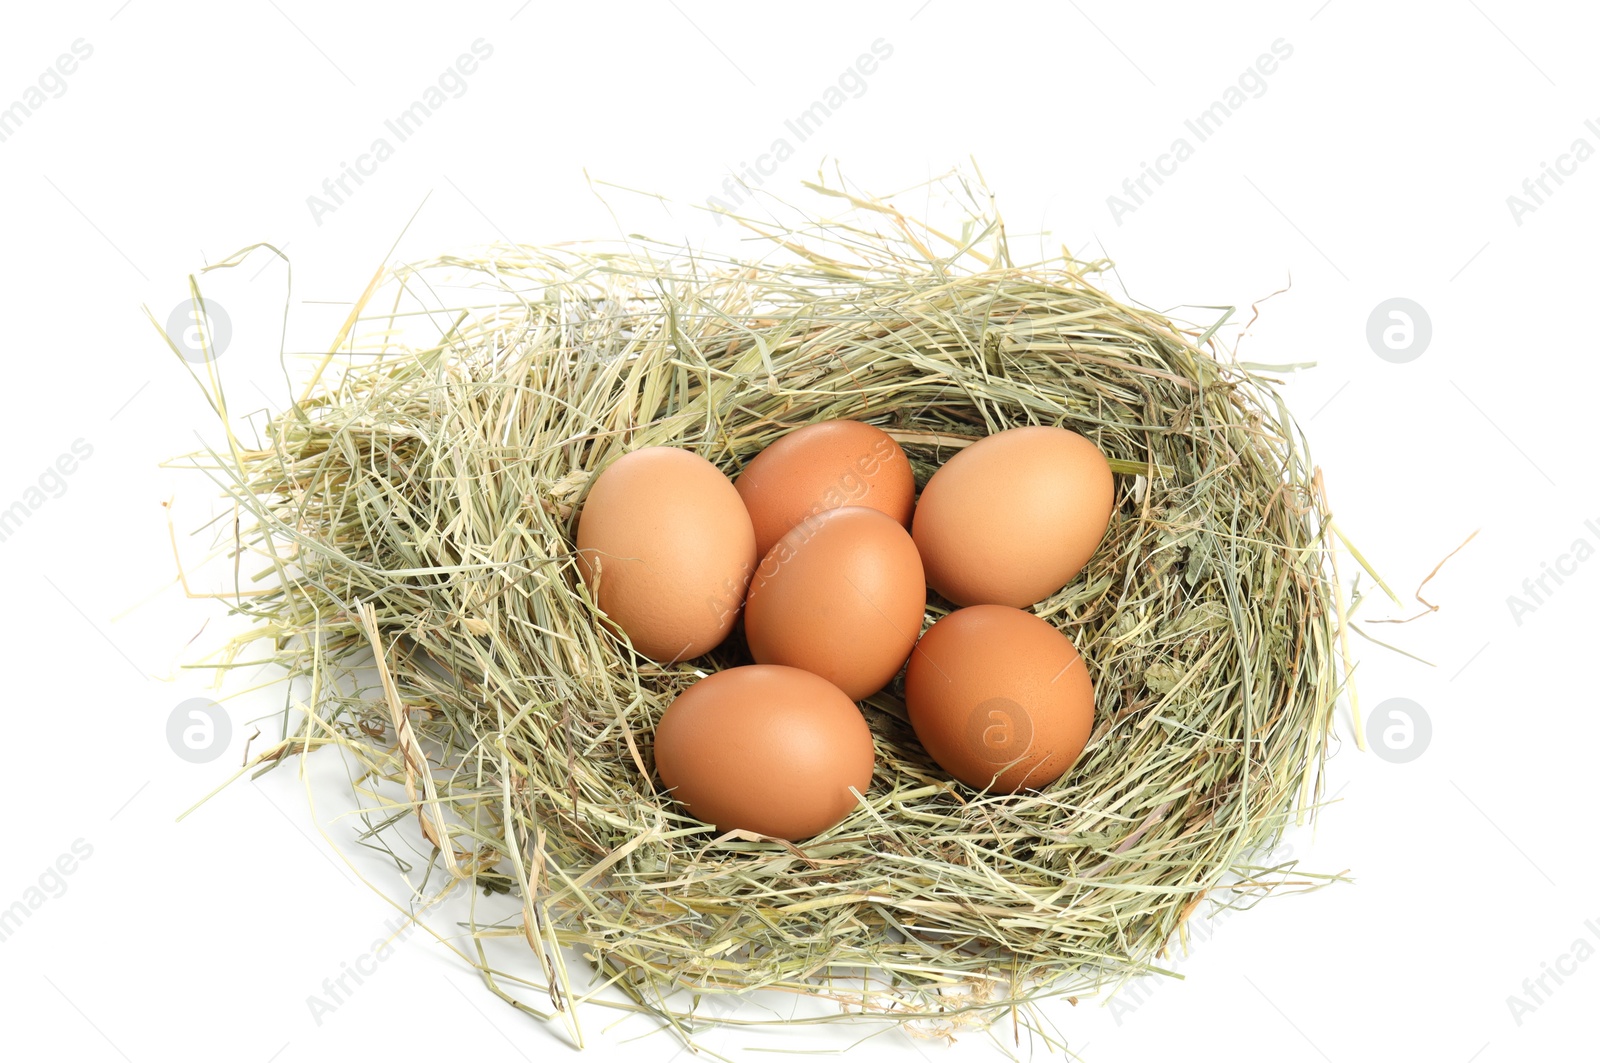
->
[{"left": 183, "top": 174, "right": 1345, "bottom": 1049}]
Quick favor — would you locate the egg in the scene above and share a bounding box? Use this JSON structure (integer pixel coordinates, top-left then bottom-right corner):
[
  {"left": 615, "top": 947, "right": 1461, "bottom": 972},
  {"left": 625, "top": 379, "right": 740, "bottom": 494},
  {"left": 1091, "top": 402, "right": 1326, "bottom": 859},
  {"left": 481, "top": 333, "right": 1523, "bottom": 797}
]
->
[
  {"left": 912, "top": 425, "right": 1114, "bottom": 608},
  {"left": 653, "top": 664, "right": 875, "bottom": 840},
  {"left": 735, "top": 419, "right": 915, "bottom": 560},
  {"left": 743, "top": 506, "right": 926, "bottom": 700},
  {"left": 574, "top": 446, "right": 756, "bottom": 662},
  {"left": 904, "top": 604, "right": 1095, "bottom": 793}
]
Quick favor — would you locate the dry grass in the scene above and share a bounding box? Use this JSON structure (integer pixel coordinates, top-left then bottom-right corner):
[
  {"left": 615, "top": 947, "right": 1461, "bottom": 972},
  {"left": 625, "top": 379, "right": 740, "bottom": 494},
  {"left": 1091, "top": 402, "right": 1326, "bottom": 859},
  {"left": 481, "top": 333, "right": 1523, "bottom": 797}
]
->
[{"left": 172, "top": 170, "right": 1351, "bottom": 1055}]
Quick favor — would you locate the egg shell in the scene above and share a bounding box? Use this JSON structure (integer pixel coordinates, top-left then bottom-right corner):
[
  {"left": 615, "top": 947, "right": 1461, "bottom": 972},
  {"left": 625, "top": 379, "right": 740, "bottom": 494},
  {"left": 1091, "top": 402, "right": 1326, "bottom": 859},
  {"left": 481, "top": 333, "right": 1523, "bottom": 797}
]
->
[
  {"left": 735, "top": 420, "right": 915, "bottom": 561},
  {"left": 653, "top": 664, "right": 875, "bottom": 840},
  {"left": 575, "top": 446, "right": 756, "bottom": 662},
  {"left": 912, "top": 425, "right": 1114, "bottom": 608},
  {"left": 744, "top": 506, "right": 926, "bottom": 701},
  {"left": 904, "top": 604, "right": 1095, "bottom": 793}
]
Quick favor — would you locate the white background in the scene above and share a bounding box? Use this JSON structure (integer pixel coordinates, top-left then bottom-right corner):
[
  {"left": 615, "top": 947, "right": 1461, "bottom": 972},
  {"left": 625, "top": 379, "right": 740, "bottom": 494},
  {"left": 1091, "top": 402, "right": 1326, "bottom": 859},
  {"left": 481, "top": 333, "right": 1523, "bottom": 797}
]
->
[{"left": 1, "top": 2, "right": 1595, "bottom": 1061}]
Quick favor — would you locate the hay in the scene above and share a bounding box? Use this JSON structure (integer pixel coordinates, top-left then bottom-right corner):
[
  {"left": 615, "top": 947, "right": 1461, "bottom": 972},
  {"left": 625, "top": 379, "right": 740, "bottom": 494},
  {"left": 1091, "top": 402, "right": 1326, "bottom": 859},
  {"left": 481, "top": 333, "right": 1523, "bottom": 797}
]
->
[{"left": 175, "top": 171, "right": 1349, "bottom": 1052}]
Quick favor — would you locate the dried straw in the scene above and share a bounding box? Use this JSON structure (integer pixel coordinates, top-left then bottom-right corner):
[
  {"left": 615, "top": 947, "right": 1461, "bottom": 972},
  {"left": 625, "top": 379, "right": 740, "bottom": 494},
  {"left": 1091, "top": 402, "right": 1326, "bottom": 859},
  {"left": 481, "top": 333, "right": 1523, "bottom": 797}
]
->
[{"left": 174, "top": 170, "right": 1348, "bottom": 1053}]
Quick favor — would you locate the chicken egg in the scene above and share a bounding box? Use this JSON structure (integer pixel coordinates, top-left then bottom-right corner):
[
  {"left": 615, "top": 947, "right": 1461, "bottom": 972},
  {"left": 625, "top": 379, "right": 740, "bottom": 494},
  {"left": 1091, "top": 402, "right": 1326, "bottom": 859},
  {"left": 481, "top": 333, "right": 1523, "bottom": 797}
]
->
[
  {"left": 904, "top": 604, "right": 1095, "bottom": 793},
  {"left": 653, "top": 664, "right": 875, "bottom": 840},
  {"left": 574, "top": 446, "right": 756, "bottom": 662},
  {"left": 743, "top": 506, "right": 926, "bottom": 701},
  {"left": 912, "top": 425, "right": 1114, "bottom": 608},
  {"left": 735, "top": 419, "right": 914, "bottom": 560}
]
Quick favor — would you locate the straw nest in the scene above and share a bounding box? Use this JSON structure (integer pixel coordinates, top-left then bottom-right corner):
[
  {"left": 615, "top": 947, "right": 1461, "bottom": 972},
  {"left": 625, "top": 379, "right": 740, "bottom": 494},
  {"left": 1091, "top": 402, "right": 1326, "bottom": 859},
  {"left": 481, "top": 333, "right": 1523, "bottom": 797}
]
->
[{"left": 183, "top": 174, "right": 1345, "bottom": 1050}]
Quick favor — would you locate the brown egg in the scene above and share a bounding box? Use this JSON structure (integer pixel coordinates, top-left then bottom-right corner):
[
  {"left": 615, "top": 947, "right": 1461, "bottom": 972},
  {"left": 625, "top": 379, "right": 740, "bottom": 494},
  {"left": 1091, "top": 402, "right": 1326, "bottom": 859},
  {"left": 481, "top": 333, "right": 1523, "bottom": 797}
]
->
[
  {"left": 912, "top": 426, "right": 1114, "bottom": 608},
  {"left": 575, "top": 446, "right": 756, "bottom": 662},
  {"left": 904, "top": 604, "right": 1095, "bottom": 793},
  {"left": 744, "top": 506, "right": 926, "bottom": 700},
  {"left": 735, "top": 420, "right": 915, "bottom": 560},
  {"left": 653, "top": 664, "right": 875, "bottom": 840}
]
